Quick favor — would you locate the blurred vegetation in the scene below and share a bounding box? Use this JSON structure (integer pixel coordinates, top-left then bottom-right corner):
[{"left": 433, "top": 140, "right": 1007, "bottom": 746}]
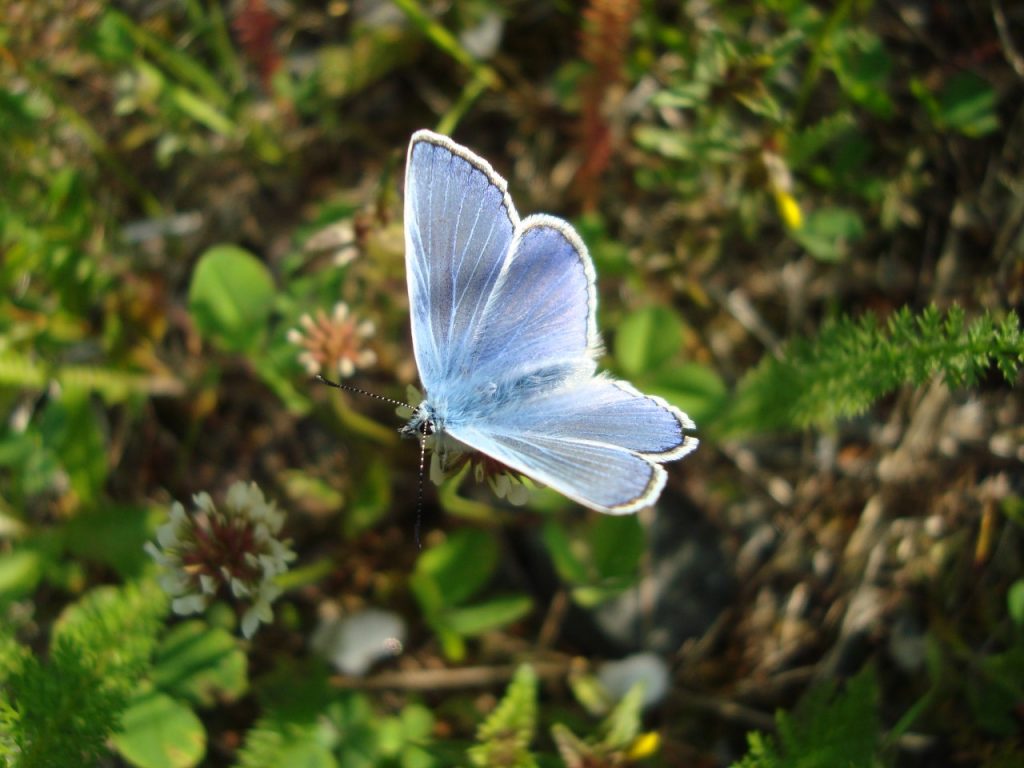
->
[{"left": 1, "top": 0, "right": 1022, "bottom": 766}]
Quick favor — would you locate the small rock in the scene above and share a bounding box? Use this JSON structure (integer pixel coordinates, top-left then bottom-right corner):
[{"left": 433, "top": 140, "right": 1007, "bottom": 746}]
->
[
  {"left": 312, "top": 607, "right": 406, "bottom": 676},
  {"left": 598, "top": 652, "right": 670, "bottom": 708}
]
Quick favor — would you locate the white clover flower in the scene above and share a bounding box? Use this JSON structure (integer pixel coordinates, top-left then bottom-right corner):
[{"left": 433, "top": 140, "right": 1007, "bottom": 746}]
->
[
  {"left": 478, "top": 463, "right": 530, "bottom": 506},
  {"left": 286, "top": 302, "right": 376, "bottom": 378},
  {"left": 146, "top": 481, "right": 296, "bottom": 638}
]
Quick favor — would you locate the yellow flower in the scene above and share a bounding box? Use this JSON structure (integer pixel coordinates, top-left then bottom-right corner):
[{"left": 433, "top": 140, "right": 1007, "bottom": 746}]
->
[
  {"left": 626, "top": 731, "right": 661, "bottom": 761},
  {"left": 763, "top": 148, "right": 803, "bottom": 231},
  {"left": 774, "top": 189, "right": 804, "bottom": 231}
]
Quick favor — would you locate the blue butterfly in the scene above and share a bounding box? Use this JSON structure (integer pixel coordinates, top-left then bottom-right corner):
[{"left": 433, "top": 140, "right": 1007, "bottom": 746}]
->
[{"left": 400, "top": 130, "right": 697, "bottom": 513}]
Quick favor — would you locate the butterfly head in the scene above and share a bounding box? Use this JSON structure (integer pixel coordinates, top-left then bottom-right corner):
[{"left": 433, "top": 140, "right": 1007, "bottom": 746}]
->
[
  {"left": 400, "top": 401, "right": 436, "bottom": 440},
  {"left": 400, "top": 400, "right": 469, "bottom": 476}
]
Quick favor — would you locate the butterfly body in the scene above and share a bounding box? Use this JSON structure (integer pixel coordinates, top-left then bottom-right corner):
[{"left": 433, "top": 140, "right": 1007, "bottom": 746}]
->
[{"left": 403, "top": 130, "right": 697, "bottom": 513}]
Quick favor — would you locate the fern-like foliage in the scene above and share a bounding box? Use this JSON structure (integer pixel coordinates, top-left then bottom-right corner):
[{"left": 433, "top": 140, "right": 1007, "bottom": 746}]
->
[
  {"left": 468, "top": 664, "right": 539, "bottom": 768},
  {"left": 235, "top": 719, "right": 336, "bottom": 768},
  {"left": 0, "top": 581, "right": 166, "bottom": 768},
  {"left": 732, "top": 666, "right": 879, "bottom": 768},
  {"left": 235, "top": 668, "right": 342, "bottom": 768},
  {"left": 552, "top": 682, "right": 647, "bottom": 768},
  {"left": 727, "top": 305, "right": 1022, "bottom": 432},
  {"left": 0, "top": 631, "right": 30, "bottom": 765}
]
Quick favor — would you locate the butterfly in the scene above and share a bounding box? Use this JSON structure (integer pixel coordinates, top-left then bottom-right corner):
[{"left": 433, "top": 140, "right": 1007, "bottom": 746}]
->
[{"left": 399, "top": 130, "right": 697, "bottom": 514}]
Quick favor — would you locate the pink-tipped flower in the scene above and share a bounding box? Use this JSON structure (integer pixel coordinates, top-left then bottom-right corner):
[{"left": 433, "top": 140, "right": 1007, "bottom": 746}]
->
[
  {"left": 287, "top": 302, "right": 376, "bottom": 379},
  {"left": 145, "top": 481, "right": 296, "bottom": 638}
]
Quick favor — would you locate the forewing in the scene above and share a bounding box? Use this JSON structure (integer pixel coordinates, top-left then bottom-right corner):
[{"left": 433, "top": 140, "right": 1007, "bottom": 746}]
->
[
  {"left": 405, "top": 131, "right": 518, "bottom": 391},
  {"left": 450, "top": 378, "right": 697, "bottom": 513},
  {"left": 468, "top": 215, "right": 600, "bottom": 381}
]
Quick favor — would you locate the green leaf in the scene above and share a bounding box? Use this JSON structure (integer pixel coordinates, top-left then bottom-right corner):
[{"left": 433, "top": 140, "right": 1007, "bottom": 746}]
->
[
  {"left": 548, "top": 682, "right": 646, "bottom": 766},
  {"left": 732, "top": 665, "right": 878, "bottom": 768},
  {"left": 345, "top": 457, "right": 392, "bottom": 537},
  {"left": 0, "top": 428, "right": 60, "bottom": 499},
  {"left": 568, "top": 673, "right": 614, "bottom": 717},
  {"left": 112, "top": 692, "right": 206, "bottom": 768},
  {"left": 411, "top": 531, "right": 508, "bottom": 660},
  {"left": 269, "top": 741, "right": 337, "bottom": 768},
  {"left": 377, "top": 704, "right": 435, "bottom": 763},
  {"left": 633, "top": 125, "right": 694, "bottom": 160},
  {"left": 599, "top": 683, "right": 645, "bottom": 750},
  {"left": 832, "top": 32, "right": 892, "bottom": 117},
  {"left": 590, "top": 516, "right": 644, "bottom": 581},
  {"left": 63, "top": 504, "right": 160, "bottom": 578},
  {"left": 57, "top": 364, "right": 184, "bottom": 403},
  {"left": 435, "top": 624, "right": 466, "bottom": 662},
  {"left": 151, "top": 621, "right": 248, "bottom": 707},
  {"left": 644, "top": 362, "right": 728, "bottom": 427},
  {"left": 934, "top": 72, "right": 999, "bottom": 137},
  {"left": 169, "top": 86, "right": 237, "bottom": 136},
  {"left": 414, "top": 528, "right": 498, "bottom": 607},
  {"left": 614, "top": 306, "right": 684, "bottom": 377},
  {"left": 38, "top": 391, "right": 108, "bottom": 504},
  {"left": 734, "top": 86, "right": 782, "bottom": 121},
  {"left": 787, "top": 113, "right": 857, "bottom": 170},
  {"left": 968, "top": 646, "right": 1024, "bottom": 735},
  {"left": 541, "top": 521, "right": 591, "bottom": 584},
  {"left": 1009, "top": 580, "right": 1024, "bottom": 626},
  {"left": 0, "top": 351, "right": 47, "bottom": 389},
  {"left": 442, "top": 594, "right": 533, "bottom": 636},
  {"left": 793, "top": 206, "right": 864, "bottom": 261},
  {"left": 651, "top": 81, "right": 711, "bottom": 109},
  {"left": 0, "top": 547, "right": 45, "bottom": 600},
  {"left": 89, "top": 12, "right": 135, "bottom": 60},
  {"left": 188, "top": 244, "right": 275, "bottom": 353},
  {"left": 400, "top": 703, "right": 435, "bottom": 740},
  {"left": 574, "top": 213, "right": 630, "bottom": 276},
  {"left": 96, "top": 10, "right": 230, "bottom": 107},
  {"left": 279, "top": 469, "right": 345, "bottom": 517},
  {"left": 316, "top": 26, "right": 421, "bottom": 102},
  {"left": 571, "top": 584, "right": 636, "bottom": 609},
  {"left": 255, "top": 340, "right": 313, "bottom": 412},
  {"left": 168, "top": 85, "right": 236, "bottom": 136}
]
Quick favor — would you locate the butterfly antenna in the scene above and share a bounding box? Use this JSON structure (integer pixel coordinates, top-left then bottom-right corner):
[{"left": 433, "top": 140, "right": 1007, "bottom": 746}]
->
[
  {"left": 414, "top": 424, "right": 428, "bottom": 550},
  {"left": 314, "top": 374, "right": 411, "bottom": 409},
  {"left": 316, "top": 374, "right": 427, "bottom": 548}
]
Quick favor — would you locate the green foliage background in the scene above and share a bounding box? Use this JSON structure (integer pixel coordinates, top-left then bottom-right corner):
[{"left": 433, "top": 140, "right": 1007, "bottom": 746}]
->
[{"left": 1, "top": 1, "right": 1022, "bottom": 766}]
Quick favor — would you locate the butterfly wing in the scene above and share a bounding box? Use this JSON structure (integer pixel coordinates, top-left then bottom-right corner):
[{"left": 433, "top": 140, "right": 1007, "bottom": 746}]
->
[
  {"left": 404, "top": 131, "right": 519, "bottom": 393},
  {"left": 449, "top": 377, "right": 698, "bottom": 513},
  {"left": 465, "top": 214, "right": 601, "bottom": 384}
]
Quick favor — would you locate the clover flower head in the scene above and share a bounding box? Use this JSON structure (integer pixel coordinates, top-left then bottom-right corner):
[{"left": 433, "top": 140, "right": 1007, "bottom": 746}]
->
[
  {"left": 423, "top": 438, "right": 531, "bottom": 506},
  {"left": 145, "top": 481, "right": 296, "bottom": 638},
  {"left": 473, "top": 457, "right": 531, "bottom": 505},
  {"left": 286, "top": 302, "right": 376, "bottom": 379}
]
